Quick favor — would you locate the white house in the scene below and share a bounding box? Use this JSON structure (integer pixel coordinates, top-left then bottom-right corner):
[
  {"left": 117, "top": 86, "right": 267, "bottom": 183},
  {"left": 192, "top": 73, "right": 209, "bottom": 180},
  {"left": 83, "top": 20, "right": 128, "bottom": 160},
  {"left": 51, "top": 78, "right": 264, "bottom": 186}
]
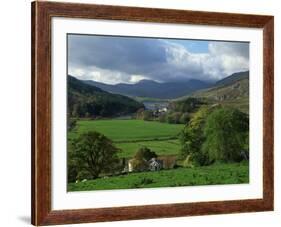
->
[{"left": 148, "top": 158, "right": 162, "bottom": 171}]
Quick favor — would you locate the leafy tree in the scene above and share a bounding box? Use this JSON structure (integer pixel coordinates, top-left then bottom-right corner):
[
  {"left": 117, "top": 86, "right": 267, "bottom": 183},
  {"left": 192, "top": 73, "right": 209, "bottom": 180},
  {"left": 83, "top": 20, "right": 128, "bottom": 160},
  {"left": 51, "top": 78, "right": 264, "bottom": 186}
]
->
[
  {"left": 179, "top": 106, "right": 210, "bottom": 165},
  {"left": 202, "top": 108, "right": 249, "bottom": 162},
  {"left": 134, "top": 147, "right": 157, "bottom": 161},
  {"left": 70, "top": 131, "right": 119, "bottom": 179}
]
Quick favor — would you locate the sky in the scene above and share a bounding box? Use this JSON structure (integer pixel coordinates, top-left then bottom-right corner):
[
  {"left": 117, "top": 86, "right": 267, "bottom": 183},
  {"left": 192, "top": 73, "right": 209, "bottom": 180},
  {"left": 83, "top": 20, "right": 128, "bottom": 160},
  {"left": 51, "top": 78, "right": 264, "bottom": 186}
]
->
[{"left": 68, "top": 34, "right": 249, "bottom": 85}]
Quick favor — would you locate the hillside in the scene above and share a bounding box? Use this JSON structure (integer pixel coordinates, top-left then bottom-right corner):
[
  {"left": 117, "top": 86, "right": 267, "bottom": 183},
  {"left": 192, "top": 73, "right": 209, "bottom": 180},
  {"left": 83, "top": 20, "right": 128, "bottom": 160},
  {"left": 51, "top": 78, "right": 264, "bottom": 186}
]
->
[
  {"left": 215, "top": 71, "right": 249, "bottom": 87},
  {"left": 68, "top": 75, "right": 144, "bottom": 118},
  {"left": 84, "top": 79, "right": 212, "bottom": 99},
  {"left": 191, "top": 72, "right": 249, "bottom": 113},
  {"left": 172, "top": 71, "right": 249, "bottom": 113}
]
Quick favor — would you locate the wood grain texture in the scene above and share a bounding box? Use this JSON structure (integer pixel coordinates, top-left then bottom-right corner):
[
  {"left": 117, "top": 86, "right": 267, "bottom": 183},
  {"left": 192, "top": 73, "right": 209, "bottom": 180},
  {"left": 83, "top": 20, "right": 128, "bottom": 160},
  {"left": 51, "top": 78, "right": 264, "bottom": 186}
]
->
[
  {"left": 262, "top": 17, "right": 274, "bottom": 210},
  {"left": 31, "top": 1, "right": 274, "bottom": 226},
  {"left": 32, "top": 1, "right": 52, "bottom": 225}
]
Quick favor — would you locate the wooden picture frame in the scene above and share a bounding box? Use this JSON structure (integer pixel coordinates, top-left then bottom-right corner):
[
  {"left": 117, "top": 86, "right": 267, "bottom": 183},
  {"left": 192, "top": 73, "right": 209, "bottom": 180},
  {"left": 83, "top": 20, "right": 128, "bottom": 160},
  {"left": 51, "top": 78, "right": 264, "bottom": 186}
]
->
[{"left": 31, "top": 1, "right": 274, "bottom": 226}]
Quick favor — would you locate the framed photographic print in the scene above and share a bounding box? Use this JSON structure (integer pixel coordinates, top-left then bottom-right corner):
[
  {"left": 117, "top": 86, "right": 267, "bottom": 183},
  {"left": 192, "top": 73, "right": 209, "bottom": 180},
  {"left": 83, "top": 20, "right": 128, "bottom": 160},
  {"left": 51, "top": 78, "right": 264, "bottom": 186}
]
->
[{"left": 31, "top": 1, "right": 274, "bottom": 226}]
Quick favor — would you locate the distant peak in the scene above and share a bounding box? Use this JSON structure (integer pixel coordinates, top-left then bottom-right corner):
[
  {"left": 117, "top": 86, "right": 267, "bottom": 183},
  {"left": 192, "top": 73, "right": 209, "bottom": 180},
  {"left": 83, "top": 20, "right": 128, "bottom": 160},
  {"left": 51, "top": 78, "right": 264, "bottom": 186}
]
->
[{"left": 137, "top": 79, "right": 159, "bottom": 84}]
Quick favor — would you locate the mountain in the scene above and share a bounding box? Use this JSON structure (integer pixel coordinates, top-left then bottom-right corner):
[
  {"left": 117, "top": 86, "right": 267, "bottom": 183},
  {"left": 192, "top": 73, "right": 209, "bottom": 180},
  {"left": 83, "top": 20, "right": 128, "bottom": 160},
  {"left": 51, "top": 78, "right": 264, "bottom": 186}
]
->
[
  {"left": 191, "top": 71, "right": 249, "bottom": 113},
  {"left": 84, "top": 79, "right": 212, "bottom": 99},
  {"left": 68, "top": 75, "right": 144, "bottom": 118},
  {"left": 215, "top": 71, "right": 249, "bottom": 87}
]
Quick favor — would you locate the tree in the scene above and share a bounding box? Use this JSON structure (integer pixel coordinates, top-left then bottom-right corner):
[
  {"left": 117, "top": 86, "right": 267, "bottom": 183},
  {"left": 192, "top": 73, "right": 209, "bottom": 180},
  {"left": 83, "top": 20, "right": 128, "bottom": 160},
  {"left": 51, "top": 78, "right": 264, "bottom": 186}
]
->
[
  {"left": 70, "top": 131, "right": 119, "bottom": 179},
  {"left": 202, "top": 108, "right": 249, "bottom": 162},
  {"left": 134, "top": 147, "right": 157, "bottom": 161},
  {"left": 179, "top": 106, "right": 210, "bottom": 165}
]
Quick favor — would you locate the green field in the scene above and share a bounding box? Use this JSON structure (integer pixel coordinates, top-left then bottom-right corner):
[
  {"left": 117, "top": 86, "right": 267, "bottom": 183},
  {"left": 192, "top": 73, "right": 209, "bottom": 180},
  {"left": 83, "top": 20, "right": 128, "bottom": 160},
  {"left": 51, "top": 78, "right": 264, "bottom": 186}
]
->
[
  {"left": 116, "top": 139, "right": 181, "bottom": 158},
  {"left": 68, "top": 162, "right": 249, "bottom": 191},
  {"left": 68, "top": 119, "right": 184, "bottom": 158}
]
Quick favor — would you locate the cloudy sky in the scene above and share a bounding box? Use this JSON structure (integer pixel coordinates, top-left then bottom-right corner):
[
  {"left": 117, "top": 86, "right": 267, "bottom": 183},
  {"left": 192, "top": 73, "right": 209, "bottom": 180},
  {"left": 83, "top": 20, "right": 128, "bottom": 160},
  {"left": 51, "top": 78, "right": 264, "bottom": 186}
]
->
[{"left": 68, "top": 34, "right": 249, "bottom": 85}]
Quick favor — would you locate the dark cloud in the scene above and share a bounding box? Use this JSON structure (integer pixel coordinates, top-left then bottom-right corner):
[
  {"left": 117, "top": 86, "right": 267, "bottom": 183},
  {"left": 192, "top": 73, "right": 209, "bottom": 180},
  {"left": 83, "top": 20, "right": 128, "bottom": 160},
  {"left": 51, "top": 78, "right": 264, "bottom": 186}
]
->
[
  {"left": 68, "top": 35, "right": 249, "bottom": 83},
  {"left": 68, "top": 35, "right": 167, "bottom": 76}
]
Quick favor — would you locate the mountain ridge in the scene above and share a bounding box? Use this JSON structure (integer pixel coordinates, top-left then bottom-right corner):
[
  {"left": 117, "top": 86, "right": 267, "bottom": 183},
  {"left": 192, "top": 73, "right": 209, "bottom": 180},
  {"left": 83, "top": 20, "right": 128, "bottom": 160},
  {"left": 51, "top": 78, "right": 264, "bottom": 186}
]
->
[{"left": 84, "top": 78, "right": 212, "bottom": 99}]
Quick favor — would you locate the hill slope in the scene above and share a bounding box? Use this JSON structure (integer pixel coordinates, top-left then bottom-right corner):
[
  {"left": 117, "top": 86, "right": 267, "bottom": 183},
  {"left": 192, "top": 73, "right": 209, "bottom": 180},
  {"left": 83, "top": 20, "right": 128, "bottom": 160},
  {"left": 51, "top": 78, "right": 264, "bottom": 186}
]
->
[
  {"left": 215, "top": 71, "right": 249, "bottom": 87},
  {"left": 191, "top": 71, "right": 249, "bottom": 113},
  {"left": 68, "top": 75, "right": 144, "bottom": 117},
  {"left": 84, "top": 79, "right": 212, "bottom": 99},
  {"left": 172, "top": 71, "right": 249, "bottom": 113}
]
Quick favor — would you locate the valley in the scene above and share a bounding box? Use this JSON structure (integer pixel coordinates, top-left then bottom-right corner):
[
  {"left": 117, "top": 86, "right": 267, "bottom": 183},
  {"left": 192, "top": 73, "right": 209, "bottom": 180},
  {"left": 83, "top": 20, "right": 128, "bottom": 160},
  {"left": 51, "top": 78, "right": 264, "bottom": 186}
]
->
[{"left": 67, "top": 71, "right": 250, "bottom": 190}]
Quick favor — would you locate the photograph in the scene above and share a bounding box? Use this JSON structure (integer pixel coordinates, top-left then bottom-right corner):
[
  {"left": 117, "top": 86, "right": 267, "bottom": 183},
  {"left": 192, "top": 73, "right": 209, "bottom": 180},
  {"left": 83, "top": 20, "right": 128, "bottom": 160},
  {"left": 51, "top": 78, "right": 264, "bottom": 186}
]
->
[
  {"left": 31, "top": 2, "right": 274, "bottom": 225},
  {"left": 67, "top": 34, "right": 250, "bottom": 191}
]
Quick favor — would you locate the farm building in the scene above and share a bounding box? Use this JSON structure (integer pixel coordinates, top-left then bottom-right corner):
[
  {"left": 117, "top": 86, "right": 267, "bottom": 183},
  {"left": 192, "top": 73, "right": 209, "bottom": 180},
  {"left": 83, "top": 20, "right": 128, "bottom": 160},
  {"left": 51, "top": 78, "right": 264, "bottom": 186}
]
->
[
  {"left": 148, "top": 158, "right": 163, "bottom": 171},
  {"left": 158, "top": 155, "right": 177, "bottom": 169}
]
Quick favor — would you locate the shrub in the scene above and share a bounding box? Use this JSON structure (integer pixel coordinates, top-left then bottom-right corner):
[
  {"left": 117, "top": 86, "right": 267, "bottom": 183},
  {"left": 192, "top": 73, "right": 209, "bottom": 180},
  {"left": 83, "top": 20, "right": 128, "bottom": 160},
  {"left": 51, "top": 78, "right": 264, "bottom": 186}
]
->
[
  {"left": 134, "top": 147, "right": 157, "bottom": 161},
  {"left": 130, "top": 158, "right": 148, "bottom": 172}
]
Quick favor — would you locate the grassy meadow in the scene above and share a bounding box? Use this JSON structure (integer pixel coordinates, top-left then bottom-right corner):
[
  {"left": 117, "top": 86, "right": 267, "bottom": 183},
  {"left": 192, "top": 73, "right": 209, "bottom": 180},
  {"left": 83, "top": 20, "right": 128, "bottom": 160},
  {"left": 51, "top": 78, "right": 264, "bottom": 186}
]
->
[
  {"left": 68, "top": 162, "right": 249, "bottom": 191},
  {"left": 68, "top": 119, "right": 184, "bottom": 158}
]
